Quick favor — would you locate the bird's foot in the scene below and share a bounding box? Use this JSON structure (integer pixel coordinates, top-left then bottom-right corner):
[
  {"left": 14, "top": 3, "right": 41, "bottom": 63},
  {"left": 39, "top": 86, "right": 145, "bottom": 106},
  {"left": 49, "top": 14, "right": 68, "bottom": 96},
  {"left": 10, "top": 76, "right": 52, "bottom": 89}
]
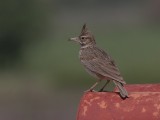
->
[
  {"left": 84, "top": 89, "right": 96, "bottom": 92},
  {"left": 99, "top": 88, "right": 104, "bottom": 92}
]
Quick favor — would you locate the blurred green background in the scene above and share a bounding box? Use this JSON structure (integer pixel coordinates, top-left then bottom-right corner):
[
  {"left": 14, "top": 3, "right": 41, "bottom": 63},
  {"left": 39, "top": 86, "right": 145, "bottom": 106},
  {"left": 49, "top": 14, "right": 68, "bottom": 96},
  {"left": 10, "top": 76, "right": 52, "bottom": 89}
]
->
[{"left": 1, "top": 0, "right": 160, "bottom": 120}]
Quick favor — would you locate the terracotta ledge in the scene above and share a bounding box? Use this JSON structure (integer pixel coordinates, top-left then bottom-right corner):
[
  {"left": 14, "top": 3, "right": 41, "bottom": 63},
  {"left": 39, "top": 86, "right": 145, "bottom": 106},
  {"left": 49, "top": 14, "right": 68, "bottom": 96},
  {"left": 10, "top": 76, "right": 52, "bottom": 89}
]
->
[{"left": 76, "top": 84, "right": 160, "bottom": 120}]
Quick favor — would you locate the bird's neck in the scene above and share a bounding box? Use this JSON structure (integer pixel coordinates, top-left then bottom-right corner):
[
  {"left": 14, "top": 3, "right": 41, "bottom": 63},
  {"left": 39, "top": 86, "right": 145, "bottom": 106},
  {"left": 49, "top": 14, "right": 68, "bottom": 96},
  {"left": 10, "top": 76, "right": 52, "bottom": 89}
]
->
[{"left": 80, "top": 43, "right": 96, "bottom": 49}]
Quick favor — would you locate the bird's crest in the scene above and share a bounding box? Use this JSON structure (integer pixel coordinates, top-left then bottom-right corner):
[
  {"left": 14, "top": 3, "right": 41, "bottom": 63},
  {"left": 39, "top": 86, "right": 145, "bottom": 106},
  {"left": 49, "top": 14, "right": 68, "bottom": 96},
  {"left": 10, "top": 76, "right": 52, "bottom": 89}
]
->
[
  {"left": 81, "top": 24, "right": 88, "bottom": 33},
  {"left": 80, "top": 24, "right": 91, "bottom": 36}
]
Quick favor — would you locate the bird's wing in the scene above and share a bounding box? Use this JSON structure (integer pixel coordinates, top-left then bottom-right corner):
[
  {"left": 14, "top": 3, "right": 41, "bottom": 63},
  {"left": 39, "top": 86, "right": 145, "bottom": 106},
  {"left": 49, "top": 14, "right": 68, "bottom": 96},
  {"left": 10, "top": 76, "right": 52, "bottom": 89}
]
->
[{"left": 80, "top": 48, "right": 126, "bottom": 84}]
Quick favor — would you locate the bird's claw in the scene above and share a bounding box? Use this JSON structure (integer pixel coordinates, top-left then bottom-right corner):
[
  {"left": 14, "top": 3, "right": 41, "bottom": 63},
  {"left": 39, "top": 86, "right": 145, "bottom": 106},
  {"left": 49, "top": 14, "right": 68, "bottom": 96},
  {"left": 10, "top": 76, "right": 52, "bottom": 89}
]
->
[
  {"left": 84, "top": 89, "right": 96, "bottom": 92},
  {"left": 99, "top": 89, "right": 104, "bottom": 92}
]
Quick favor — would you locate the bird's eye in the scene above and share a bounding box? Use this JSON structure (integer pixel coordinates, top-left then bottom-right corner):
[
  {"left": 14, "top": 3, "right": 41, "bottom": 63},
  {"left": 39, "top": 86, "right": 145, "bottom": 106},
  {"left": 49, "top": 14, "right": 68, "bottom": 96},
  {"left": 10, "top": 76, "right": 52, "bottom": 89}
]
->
[{"left": 81, "top": 37, "right": 85, "bottom": 39}]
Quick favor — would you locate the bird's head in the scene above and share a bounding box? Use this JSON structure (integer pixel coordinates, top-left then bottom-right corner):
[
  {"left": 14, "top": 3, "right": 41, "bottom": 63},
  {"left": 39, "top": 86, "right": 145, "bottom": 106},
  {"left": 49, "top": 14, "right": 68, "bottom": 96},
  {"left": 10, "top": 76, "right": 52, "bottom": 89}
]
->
[{"left": 69, "top": 24, "right": 96, "bottom": 47}]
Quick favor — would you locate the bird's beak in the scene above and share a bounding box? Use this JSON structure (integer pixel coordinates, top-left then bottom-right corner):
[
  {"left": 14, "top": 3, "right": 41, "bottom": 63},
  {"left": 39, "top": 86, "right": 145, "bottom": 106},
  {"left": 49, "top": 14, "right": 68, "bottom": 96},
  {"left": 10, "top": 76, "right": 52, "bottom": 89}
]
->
[{"left": 68, "top": 37, "right": 80, "bottom": 43}]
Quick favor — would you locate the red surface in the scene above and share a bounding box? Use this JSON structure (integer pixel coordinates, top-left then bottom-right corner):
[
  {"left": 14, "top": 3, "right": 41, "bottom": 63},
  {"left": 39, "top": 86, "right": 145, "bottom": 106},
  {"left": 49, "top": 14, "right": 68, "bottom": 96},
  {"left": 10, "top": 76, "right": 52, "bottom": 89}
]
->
[
  {"left": 77, "top": 84, "right": 160, "bottom": 120},
  {"left": 114, "top": 84, "right": 160, "bottom": 92}
]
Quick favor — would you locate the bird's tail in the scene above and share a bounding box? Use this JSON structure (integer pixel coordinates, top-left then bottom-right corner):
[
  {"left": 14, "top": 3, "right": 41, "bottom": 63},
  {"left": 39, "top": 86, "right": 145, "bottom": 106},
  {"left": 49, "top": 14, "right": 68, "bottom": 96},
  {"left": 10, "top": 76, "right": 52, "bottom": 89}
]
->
[{"left": 113, "top": 80, "right": 129, "bottom": 98}]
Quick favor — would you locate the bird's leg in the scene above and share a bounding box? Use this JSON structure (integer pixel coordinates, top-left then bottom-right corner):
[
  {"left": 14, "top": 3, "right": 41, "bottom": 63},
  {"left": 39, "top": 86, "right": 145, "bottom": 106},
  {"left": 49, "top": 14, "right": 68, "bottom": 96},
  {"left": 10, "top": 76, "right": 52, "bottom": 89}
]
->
[
  {"left": 85, "top": 80, "right": 101, "bottom": 92},
  {"left": 99, "top": 80, "right": 110, "bottom": 92}
]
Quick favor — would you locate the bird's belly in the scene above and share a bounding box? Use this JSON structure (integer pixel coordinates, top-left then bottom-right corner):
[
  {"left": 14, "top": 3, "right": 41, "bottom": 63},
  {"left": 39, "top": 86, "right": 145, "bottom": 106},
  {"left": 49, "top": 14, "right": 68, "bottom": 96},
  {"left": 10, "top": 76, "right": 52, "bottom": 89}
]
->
[{"left": 84, "top": 67, "right": 105, "bottom": 79}]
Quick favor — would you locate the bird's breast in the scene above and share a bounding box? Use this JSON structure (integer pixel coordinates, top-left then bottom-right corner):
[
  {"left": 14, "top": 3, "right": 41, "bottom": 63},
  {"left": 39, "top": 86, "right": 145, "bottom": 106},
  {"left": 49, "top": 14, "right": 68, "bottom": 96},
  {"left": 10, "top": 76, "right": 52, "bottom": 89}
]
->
[{"left": 79, "top": 49, "right": 95, "bottom": 61}]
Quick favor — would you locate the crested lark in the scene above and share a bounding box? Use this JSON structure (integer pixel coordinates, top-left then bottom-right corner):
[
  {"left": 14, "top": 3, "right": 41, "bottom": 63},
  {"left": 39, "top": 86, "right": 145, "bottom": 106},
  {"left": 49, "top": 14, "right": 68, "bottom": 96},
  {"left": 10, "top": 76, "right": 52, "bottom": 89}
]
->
[{"left": 69, "top": 24, "right": 128, "bottom": 98}]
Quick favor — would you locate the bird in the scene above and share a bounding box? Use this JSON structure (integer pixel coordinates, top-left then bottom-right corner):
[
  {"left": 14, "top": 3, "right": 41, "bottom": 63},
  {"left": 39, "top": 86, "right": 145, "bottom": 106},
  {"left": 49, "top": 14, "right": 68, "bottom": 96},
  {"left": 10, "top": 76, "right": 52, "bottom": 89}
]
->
[{"left": 69, "top": 24, "right": 128, "bottom": 98}]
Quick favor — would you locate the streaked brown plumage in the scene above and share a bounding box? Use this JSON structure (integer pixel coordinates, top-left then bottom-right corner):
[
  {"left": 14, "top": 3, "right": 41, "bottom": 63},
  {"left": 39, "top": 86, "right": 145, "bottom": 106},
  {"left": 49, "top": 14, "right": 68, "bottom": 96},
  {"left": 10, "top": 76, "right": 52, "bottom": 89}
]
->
[{"left": 69, "top": 24, "right": 128, "bottom": 98}]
